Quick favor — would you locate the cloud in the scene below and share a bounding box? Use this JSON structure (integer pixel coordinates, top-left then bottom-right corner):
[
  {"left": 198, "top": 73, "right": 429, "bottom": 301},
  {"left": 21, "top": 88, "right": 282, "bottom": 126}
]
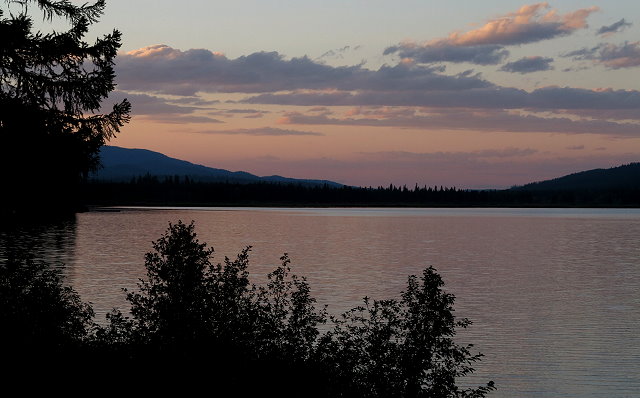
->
[
  {"left": 561, "top": 65, "right": 590, "bottom": 72},
  {"left": 223, "top": 108, "right": 269, "bottom": 114},
  {"left": 500, "top": 56, "right": 554, "bottom": 73},
  {"left": 278, "top": 107, "right": 640, "bottom": 136},
  {"left": 106, "top": 91, "right": 224, "bottom": 124},
  {"left": 117, "top": 45, "right": 366, "bottom": 95},
  {"left": 365, "top": 148, "right": 539, "bottom": 163},
  {"left": 244, "top": 85, "right": 640, "bottom": 112},
  {"left": 597, "top": 19, "right": 632, "bottom": 37},
  {"left": 192, "top": 127, "right": 323, "bottom": 136},
  {"left": 107, "top": 91, "right": 197, "bottom": 115},
  {"left": 208, "top": 108, "right": 270, "bottom": 119},
  {"left": 115, "top": 42, "right": 640, "bottom": 132},
  {"left": 384, "top": 3, "right": 598, "bottom": 65},
  {"left": 547, "top": 108, "right": 640, "bottom": 121},
  {"left": 317, "top": 45, "right": 363, "bottom": 60},
  {"left": 384, "top": 43, "right": 509, "bottom": 65},
  {"left": 146, "top": 115, "right": 224, "bottom": 124},
  {"left": 436, "top": 3, "right": 598, "bottom": 46},
  {"left": 243, "top": 113, "right": 266, "bottom": 119},
  {"left": 169, "top": 97, "right": 220, "bottom": 106},
  {"left": 118, "top": 43, "right": 640, "bottom": 114},
  {"left": 596, "top": 42, "right": 640, "bottom": 69},
  {"left": 117, "top": 46, "right": 492, "bottom": 95},
  {"left": 564, "top": 41, "right": 640, "bottom": 69}
]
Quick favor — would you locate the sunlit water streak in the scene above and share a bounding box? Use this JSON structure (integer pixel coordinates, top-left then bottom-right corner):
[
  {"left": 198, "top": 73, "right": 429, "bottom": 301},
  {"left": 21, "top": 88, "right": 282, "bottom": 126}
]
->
[{"left": 2, "top": 207, "right": 639, "bottom": 397}]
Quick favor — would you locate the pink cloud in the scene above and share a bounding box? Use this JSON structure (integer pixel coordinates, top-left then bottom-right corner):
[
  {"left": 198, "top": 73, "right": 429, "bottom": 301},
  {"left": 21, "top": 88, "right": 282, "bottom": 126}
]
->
[
  {"left": 439, "top": 2, "right": 598, "bottom": 46},
  {"left": 384, "top": 3, "right": 598, "bottom": 65}
]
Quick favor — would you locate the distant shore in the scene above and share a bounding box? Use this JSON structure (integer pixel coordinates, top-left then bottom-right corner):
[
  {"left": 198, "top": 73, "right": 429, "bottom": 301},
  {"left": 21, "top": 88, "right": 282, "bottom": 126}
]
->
[{"left": 80, "top": 179, "right": 640, "bottom": 209}]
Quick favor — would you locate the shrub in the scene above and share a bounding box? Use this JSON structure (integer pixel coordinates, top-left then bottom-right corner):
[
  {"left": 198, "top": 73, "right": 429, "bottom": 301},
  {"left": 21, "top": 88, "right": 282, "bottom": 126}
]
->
[
  {"left": 314, "top": 267, "right": 495, "bottom": 397},
  {"left": 0, "top": 254, "right": 94, "bottom": 363},
  {"left": 97, "top": 220, "right": 494, "bottom": 396}
]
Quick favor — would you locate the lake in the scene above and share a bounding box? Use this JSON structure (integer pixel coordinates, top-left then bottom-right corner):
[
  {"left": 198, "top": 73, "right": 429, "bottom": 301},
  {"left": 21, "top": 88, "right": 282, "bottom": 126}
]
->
[{"left": 2, "top": 207, "right": 639, "bottom": 397}]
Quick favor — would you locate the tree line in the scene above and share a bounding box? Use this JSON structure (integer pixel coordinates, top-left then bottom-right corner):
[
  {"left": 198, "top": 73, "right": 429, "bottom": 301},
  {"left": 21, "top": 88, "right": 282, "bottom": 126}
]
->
[{"left": 82, "top": 176, "right": 640, "bottom": 208}]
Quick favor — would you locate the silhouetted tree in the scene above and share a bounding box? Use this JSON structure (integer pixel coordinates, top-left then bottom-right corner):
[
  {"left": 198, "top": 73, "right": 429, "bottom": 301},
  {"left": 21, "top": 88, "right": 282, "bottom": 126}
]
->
[
  {"left": 97, "top": 221, "right": 327, "bottom": 393},
  {"left": 315, "top": 267, "right": 496, "bottom": 397},
  {"left": 0, "top": 0, "right": 130, "bottom": 214}
]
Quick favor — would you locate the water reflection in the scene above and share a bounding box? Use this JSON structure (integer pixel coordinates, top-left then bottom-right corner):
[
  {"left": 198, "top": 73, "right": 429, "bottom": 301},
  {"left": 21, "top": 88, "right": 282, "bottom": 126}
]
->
[
  {"left": 0, "top": 214, "right": 77, "bottom": 271},
  {"left": 2, "top": 207, "right": 639, "bottom": 397}
]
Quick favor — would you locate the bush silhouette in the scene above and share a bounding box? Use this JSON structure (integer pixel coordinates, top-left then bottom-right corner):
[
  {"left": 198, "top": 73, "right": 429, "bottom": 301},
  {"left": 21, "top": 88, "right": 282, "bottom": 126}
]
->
[
  {"left": 0, "top": 254, "right": 94, "bottom": 369},
  {"left": 315, "top": 270, "right": 495, "bottom": 397},
  {"left": 96, "top": 220, "right": 493, "bottom": 396}
]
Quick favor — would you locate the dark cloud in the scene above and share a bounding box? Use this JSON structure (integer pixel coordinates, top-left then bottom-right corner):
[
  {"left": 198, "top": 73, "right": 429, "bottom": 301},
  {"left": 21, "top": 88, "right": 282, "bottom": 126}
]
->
[
  {"left": 117, "top": 45, "right": 364, "bottom": 95},
  {"left": 115, "top": 41, "right": 640, "bottom": 132},
  {"left": 528, "top": 86, "right": 640, "bottom": 109},
  {"left": 597, "top": 42, "right": 640, "bottom": 69},
  {"left": 279, "top": 108, "right": 640, "bottom": 136},
  {"left": 208, "top": 108, "right": 270, "bottom": 119},
  {"left": 169, "top": 97, "right": 220, "bottom": 106},
  {"left": 384, "top": 44, "right": 509, "bottom": 65},
  {"left": 548, "top": 108, "right": 640, "bottom": 121},
  {"left": 563, "top": 42, "right": 640, "bottom": 69},
  {"left": 193, "top": 127, "right": 323, "bottom": 136},
  {"left": 147, "top": 115, "right": 224, "bottom": 124},
  {"left": 317, "top": 45, "right": 362, "bottom": 60},
  {"left": 561, "top": 65, "right": 590, "bottom": 72},
  {"left": 500, "top": 56, "right": 554, "bottom": 74},
  {"left": 563, "top": 45, "right": 600, "bottom": 59},
  {"left": 597, "top": 19, "right": 632, "bottom": 36},
  {"left": 366, "top": 148, "right": 538, "bottom": 161},
  {"left": 117, "top": 45, "right": 493, "bottom": 96},
  {"left": 108, "top": 91, "right": 198, "bottom": 115},
  {"left": 107, "top": 91, "right": 223, "bottom": 124},
  {"left": 244, "top": 86, "right": 640, "bottom": 113}
]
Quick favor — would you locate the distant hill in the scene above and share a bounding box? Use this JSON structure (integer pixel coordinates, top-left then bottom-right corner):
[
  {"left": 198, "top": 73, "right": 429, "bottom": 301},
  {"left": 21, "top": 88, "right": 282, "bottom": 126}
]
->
[
  {"left": 512, "top": 163, "right": 640, "bottom": 191},
  {"left": 91, "top": 146, "right": 343, "bottom": 187}
]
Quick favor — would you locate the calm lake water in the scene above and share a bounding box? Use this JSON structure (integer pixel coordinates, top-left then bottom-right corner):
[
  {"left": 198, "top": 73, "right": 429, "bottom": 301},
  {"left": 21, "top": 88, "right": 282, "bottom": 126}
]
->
[{"left": 2, "top": 207, "right": 639, "bottom": 397}]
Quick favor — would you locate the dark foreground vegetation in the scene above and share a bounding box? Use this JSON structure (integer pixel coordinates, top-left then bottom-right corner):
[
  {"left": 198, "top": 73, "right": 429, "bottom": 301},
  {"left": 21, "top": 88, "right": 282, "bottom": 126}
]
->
[
  {"left": 82, "top": 174, "right": 640, "bottom": 208},
  {"left": 2, "top": 221, "right": 495, "bottom": 396}
]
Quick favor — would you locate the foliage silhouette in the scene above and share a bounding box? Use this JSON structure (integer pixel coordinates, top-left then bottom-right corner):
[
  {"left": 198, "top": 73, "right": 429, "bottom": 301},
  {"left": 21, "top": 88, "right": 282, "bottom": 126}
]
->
[
  {"left": 95, "top": 220, "right": 493, "bottom": 397},
  {"left": 315, "top": 269, "right": 495, "bottom": 397},
  {"left": 96, "top": 221, "right": 327, "bottom": 393},
  {"left": 0, "top": 253, "right": 94, "bottom": 365},
  {"left": 0, "top": 0, "right": 130, "bottom": 214}
]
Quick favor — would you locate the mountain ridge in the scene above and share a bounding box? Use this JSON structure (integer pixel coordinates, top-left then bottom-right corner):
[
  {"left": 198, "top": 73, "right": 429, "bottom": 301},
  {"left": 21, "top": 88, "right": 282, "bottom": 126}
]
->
[
  {"left": 512, "top": 162, "right": 640, "bottom": 191},
  {"left": 92, "top": 146, "right": 343, "bottom": 187},
  {"left": 94, "top": 146, "right": 638, "bottom": 192}
]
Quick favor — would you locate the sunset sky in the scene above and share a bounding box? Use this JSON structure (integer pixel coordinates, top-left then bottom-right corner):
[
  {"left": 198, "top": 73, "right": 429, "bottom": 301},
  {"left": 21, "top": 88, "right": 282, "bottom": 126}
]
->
[{"left": 91, "top": 1, "right": 639, "bottom": 188}]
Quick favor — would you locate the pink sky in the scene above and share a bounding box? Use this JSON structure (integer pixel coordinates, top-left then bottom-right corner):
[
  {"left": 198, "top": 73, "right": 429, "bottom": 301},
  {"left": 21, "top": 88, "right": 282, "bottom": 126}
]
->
[{"left": 104, "top": 2, "right": 640, "bottom": 188}]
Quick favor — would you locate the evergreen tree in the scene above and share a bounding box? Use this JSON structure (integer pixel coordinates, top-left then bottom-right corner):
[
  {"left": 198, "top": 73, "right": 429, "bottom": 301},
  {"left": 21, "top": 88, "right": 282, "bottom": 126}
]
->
[{"left": 0, "top": 0, "right": 130, "bottom": 213}]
